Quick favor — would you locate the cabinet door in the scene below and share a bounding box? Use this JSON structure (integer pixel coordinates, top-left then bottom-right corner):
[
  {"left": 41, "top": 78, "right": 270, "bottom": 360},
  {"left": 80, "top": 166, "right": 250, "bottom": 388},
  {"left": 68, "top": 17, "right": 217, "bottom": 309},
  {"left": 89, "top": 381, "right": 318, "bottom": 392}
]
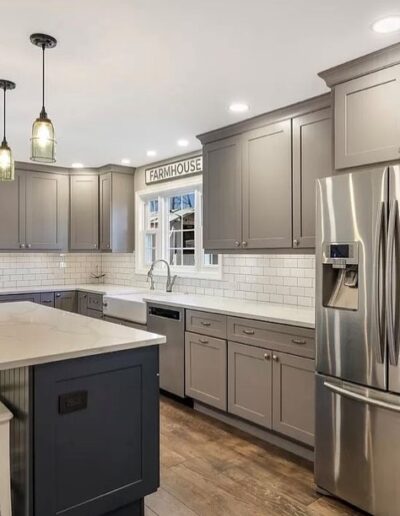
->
[
  {"left": 203, "top": 136, "right": 242, "bottom": 250},
  {"left": 185, "top": 332, "right": 227, "bottom": 410},
  {"left": 272, "top": 352, "right": 315, "bottom": 446},
  {"left": 242, "top": 120, "right": 292, "bottom": 248},
  {"left": 99, "top": 173, "right": 112, "bottom": 251},
  {"left": 228, "top": 341, "right": 272, "bottom": 428},
  {"left": 40, "top": 292, "right": 55, "bottom": 307},
  {"left": 77, "top": 292, "right": 88, "bottom": 316},
  {"left": 55, "top": 291, "right": 77, "bottom": 313},
  {"left": 70, "top": 176, "right": 99, "bottom": 250},
  {"left": 0, "top": 293, "right": 41, "bottom": 303},
  {"left": 25, "top": 172, "right": 68, "bottom": 250},
  {"left": 0, "top": 170, "right": 25, "bottom": 250},
  {"left": 335, "top": 64, "right": 400, "bottom": 169},
  {"left": 293, "top": 108, "right": 333, "bottom": 248}
]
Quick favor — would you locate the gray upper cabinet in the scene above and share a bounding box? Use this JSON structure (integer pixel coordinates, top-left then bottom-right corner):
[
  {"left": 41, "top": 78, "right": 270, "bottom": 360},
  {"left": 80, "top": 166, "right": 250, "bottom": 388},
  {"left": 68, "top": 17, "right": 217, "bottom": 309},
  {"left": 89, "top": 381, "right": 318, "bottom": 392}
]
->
[
  {"left": 100, "top": 172, "right": 135, "bottom": 252},
  {"left": 242, "top": 121, "right": 292, "bottom": 249},
  {"left": 272, "top": 352, "right": 315, "bottom": 446},
  {"left": 70, "top": 175, "right": 99, "bottom": 250},
  {"left": 203, "top": 136, "right": 242, "bottom": 250},
  {"left": 292, "top": 108, "right": 333, "bottom": 248},
  {"left": 25, "top": 171, "right": 69, "bottom": 250},
  {"left": 333, "top": 65, "right": 400, "bottom": 169},
  {"left": 228, "top": 341, "right": 272, "bottom": 428},
  {"left": 0, "top": 170, "right": 25, "bottom": 250}
]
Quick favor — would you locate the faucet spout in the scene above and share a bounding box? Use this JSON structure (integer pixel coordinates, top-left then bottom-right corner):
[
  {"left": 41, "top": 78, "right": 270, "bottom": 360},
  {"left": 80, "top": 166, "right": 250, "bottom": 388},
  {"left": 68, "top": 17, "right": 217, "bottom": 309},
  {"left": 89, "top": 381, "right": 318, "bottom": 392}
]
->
[{"left": 147, "top": 259, "right": 177, "bottom": 293}]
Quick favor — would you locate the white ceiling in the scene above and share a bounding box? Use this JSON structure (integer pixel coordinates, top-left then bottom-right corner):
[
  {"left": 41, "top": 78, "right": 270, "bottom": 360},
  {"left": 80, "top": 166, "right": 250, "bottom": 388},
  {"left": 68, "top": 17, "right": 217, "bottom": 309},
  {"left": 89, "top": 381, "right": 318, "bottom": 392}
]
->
[{"left": 2, "top": 0, "right": 400, "bottom": 168}]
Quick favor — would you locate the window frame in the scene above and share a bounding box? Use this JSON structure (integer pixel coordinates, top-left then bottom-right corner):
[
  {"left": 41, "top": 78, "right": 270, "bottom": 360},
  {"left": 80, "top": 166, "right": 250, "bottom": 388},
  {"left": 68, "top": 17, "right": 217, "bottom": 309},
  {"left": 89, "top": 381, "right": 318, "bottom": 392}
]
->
[{"left": 135, "top": 176, "right": 222, "bottom": 279}]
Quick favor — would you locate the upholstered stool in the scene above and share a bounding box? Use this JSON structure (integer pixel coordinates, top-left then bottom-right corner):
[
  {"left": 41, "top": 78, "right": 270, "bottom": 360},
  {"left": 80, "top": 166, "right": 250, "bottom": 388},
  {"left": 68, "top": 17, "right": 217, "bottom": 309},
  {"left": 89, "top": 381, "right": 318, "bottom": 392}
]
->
[{"left": 0, "top": 402, "right": 13, "bottom": 516}]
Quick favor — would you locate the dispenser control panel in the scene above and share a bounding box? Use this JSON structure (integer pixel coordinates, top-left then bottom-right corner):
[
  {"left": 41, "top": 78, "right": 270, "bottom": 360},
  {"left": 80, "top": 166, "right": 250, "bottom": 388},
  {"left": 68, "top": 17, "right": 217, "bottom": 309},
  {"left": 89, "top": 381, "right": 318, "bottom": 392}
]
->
[{"left": 323, "top": 242, "right": 359, "bottom": 268}]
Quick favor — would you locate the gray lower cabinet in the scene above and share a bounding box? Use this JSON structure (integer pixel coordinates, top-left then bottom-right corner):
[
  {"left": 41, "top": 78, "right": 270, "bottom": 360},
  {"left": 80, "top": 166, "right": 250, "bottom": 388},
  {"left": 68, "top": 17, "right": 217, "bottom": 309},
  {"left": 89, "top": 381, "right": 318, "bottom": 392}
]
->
[
  {"left": 77, "top": 291, "right": 88, "bottom": 315},
  {"left": 272, "top": 352, "right": 315, "bottom": 446},
  {"left": 40, "top": 292, "right": 55, "bottom": 307},
  {"left": 0, "top": 293, "right": 41, "bottom": 304},
  {"left": 334, "top": 64, "right": 400, "bottom": 169},
  {"left": 0, "top": 170, "right": 25, "bottom": 250},
  {"left": 242, "top": 120, "right": 292, "bottom": 249},
  {"left": 70, "top": 175, "right": 99, "bottom": 250},
  {"left": 55, "top": 291, "right": 77, "bottom": 312},
  {"left": 292, "top": 108, "right": 333, "bottom": 248},
  {"left": 228, "top": 341, "right": 272, "bottom": 428},
  {"left": 203, "top": 136, "right": 242, "bottom": 250},
  {"left": 100, "top": 172, "right": 135, "bottom": 252},
  {"left": 185, "top": 331, "right": 227, "bottom": 410},
  {"left": 25, "top": 171, "right": 69, "bottom": 250}
]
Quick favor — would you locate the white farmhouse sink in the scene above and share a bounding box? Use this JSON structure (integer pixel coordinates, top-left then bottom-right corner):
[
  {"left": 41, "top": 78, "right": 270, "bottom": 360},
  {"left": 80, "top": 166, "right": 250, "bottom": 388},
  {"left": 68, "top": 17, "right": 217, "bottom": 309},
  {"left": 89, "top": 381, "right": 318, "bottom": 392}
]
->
[{"left": 103, "top": 291, "right": 172, "bottom": 324}]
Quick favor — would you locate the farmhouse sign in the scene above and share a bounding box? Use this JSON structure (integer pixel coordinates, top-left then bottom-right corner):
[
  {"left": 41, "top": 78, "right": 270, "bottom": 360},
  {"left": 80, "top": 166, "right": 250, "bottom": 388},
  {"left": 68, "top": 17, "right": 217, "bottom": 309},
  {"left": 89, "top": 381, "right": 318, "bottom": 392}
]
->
[{"left": 145, "top": 156, "right": 203, "bottom": 184}]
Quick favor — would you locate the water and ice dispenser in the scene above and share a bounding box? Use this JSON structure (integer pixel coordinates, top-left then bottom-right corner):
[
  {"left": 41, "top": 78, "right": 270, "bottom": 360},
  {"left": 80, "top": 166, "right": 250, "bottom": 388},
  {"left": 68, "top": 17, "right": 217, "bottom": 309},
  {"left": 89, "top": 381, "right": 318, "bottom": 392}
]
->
[{"left": 322, "top": 243, "right": 359, "bottom": 311}]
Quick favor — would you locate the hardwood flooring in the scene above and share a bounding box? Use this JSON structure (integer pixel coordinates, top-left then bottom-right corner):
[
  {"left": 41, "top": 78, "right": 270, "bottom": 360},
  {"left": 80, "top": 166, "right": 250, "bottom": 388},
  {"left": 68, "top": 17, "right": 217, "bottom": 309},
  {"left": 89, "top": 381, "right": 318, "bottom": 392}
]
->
[{"left": 145, "top": 396, "right": 364, "bottom": 516}]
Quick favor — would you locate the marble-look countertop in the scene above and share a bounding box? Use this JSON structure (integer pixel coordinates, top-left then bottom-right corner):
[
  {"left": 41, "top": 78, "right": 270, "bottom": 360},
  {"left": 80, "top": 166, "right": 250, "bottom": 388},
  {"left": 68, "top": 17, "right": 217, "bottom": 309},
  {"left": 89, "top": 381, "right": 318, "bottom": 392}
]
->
[
  {"left": 0, "top": 302, "right": 165, "bottom": 370},
  {"left": 0, "top": 284, "right": 142, "bottom": 296}
]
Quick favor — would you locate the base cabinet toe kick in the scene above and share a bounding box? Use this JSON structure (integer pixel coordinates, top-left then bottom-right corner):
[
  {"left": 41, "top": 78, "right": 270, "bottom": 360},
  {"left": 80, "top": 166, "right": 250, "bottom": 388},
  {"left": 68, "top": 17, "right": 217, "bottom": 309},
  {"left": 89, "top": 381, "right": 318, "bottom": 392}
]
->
[{"left": 0, "top": 347, "right": 160, "bottom": 516}]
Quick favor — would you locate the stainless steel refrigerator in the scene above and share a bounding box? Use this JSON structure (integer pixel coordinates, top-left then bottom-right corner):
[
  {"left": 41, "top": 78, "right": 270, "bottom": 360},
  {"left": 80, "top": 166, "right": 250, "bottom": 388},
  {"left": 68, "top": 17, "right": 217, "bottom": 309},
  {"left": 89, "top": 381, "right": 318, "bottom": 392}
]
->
[{"left": 315, "top": 165, "right": 400, "bottom": 516}]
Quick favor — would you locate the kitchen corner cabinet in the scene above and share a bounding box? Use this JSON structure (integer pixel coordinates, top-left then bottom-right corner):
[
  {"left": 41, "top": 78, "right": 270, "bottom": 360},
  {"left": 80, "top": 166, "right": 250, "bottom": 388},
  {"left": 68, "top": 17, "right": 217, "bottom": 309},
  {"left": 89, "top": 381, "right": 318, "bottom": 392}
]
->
[
  {"left": 70, "top": 175, "right": 99, "bottom": 250},
  {"left": 203, "top": 136, "right": 242, "bottom": 250},
  {"left": 0, "top": 169, "right": 68, "bottom": 251},
  {"left": 334, "top": 64, "right": 400, "bottom": 169},
  {"left": 272, "top": 352, "right": 315, "bottom": 446},
  {"left": 55, "top": 291, "right": 77, "bottom": 313},
  {"left": 100, "top": 172, "right": 135, "bottom": 252},
  {"left": 292, "top": 108, "right": 333, "bottom": 248},
  {"left": 185, "top": 331, "right": 227, "bottom": 410},
  {"left": 228, "top": 341, "right": 272, "bottom": 428}
]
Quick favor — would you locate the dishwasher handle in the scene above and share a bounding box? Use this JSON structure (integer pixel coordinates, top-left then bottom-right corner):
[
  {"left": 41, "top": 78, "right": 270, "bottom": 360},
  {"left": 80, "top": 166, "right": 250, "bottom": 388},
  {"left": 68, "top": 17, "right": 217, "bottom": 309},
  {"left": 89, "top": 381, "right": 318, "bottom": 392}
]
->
[{"left": 148, "top": 305, "right": 181, "bottom": 320}]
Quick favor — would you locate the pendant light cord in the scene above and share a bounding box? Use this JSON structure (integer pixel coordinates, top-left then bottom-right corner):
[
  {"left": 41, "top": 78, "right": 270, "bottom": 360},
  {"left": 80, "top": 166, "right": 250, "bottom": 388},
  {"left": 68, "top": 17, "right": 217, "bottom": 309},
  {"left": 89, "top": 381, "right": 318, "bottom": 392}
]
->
[
  {"left": 41, "top": 44, "right": 46, "bottom": 117},
  {"left": 2, "top": 87, "right": 6, "bottom": 145}
]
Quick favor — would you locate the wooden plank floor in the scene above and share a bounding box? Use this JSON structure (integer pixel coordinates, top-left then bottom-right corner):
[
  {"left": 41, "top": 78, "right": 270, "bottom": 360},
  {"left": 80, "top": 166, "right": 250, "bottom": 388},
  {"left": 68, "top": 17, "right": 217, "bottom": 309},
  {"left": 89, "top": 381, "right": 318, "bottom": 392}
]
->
[{"left": 145, "top": 396, "right": 364, "bottom": 516}]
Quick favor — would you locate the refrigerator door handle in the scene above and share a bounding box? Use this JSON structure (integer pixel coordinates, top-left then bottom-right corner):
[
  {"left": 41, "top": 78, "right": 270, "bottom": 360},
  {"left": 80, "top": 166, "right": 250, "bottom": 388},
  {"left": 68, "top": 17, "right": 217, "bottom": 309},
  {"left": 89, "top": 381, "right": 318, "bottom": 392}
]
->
[
  {"left": 373, "top": 200, "right": 385, "bottom": 363},
  {"left": 324, "top": 381, "right": 400, "bottom": 413},
  {"left": 386, "top": 200, "right": 398, "bottom": 366}
]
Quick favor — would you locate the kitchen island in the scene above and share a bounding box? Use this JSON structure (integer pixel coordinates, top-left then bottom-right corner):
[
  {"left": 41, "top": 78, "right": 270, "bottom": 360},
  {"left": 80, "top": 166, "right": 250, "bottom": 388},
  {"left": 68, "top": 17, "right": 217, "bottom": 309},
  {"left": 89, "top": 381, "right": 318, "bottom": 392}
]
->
[{"left": 0, "top": 302, "right": 166, "bottom": 516}]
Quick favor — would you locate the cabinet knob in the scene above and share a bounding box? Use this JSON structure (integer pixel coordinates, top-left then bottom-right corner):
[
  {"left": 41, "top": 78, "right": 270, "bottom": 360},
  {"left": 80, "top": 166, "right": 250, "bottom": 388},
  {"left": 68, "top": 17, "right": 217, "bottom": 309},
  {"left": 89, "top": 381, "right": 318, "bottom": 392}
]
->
[
  {"left": 103, "top": 302, "right": 108, "bottom": 308},
  {"left": 242, "top": 241, "right": 248, "bottom": 247},
  {"left": 234, "top": 241, "right": 240, "bottom": 247},
  {"left": 56, "top": 293, "right": 61, "bottom": 298},
  {"left": 106, "top": 244, "right": 110, "bottom": 249},
  {"left": 20, "top": 243, "right": 25, "bottom": 249},
  {"left": 27, "top": 244, "right": 32, "bottom": 249},
  {"left": 293, "top": 239, "right": 299, "bottom": 248},
  {"left": 264, "top": 353, "right": 270, "bottom": 361},
  {"left": 272, "top": 355, "right": 279, "bottom": 362}
]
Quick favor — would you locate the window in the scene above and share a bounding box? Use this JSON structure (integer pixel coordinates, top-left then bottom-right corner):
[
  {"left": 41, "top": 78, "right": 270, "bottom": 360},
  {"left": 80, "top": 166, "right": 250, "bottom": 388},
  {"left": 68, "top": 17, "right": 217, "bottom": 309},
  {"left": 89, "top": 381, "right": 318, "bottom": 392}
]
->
[{"left": 136, "top": 177, "right": 220, "bottom": 278}]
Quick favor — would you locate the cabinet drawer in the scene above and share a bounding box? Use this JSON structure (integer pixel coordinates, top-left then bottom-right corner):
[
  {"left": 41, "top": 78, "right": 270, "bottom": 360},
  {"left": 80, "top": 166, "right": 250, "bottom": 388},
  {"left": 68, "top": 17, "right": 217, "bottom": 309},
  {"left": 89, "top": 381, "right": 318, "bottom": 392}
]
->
[
  {"left": 87, "top": 293, "right": 103, "bottom": 311},
  {"left": 186, "top": 310, "right": 227, "bottom": 339},
  {"left": 185, "top": 331, "right": 227, "bottom": 410},
  {"left": 227, "top": 317, "right": 315, "bottom": 358},
  {"left": 87, "top": 308, "right": 104, "bottom": 320},
  {"left": 40, "top": 292, "right": 55, "bottom": 307}
]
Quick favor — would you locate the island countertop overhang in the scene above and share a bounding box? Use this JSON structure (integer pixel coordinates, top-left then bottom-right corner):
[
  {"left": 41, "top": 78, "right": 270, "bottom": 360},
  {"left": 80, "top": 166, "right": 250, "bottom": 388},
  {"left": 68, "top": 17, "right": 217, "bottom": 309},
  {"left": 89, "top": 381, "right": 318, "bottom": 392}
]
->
[{"left": 0, "top": 301, "right": 166, "bottom": 371}]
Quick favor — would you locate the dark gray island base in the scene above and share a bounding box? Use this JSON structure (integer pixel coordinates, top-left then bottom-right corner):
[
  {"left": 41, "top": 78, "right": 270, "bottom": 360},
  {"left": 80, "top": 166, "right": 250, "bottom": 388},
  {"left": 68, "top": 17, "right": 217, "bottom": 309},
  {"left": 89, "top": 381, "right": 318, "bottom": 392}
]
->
[{"left": 0, "top": 345, "right": 160, "bottom": 516}]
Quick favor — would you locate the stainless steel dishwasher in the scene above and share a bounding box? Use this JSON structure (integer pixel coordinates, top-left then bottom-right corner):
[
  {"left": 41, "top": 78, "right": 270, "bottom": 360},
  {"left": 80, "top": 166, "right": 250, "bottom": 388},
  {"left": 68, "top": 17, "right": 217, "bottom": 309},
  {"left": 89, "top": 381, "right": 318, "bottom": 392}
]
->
[{"left": 147, "top": 303, "right": 185, "bottom": 398}]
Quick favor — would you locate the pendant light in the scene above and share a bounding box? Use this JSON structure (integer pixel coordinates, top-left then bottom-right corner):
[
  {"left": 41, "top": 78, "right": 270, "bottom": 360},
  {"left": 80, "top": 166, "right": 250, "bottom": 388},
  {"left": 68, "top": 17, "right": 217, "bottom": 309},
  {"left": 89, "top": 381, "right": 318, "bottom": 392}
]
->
[
  {"left": 30, "top": 33, "right": 57, "bottom": 163},
  {"left": 0, "top": 80, "right": 16, "bottom": 181}
]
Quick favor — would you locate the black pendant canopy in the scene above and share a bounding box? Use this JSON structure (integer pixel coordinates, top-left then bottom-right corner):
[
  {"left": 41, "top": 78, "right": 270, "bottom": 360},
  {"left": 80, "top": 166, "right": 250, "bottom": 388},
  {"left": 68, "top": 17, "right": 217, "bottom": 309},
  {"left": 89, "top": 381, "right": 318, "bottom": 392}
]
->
[
  {"left": 0, "top": 79, "right": 16, "bottom": 181},
  {"left": 30, "top": 33, "right": 57, "bottom": 163}
]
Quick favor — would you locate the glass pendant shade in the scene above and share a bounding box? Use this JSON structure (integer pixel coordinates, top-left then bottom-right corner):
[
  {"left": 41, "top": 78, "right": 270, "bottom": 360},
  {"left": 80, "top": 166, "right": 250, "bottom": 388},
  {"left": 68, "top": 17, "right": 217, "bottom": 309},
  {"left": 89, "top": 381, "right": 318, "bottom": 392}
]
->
[
  {"left": 31, "top": 114, "right": 56, "bottom": 163},
  {"left": 0, "top": 140, "right": 14, "bottom": 181}
]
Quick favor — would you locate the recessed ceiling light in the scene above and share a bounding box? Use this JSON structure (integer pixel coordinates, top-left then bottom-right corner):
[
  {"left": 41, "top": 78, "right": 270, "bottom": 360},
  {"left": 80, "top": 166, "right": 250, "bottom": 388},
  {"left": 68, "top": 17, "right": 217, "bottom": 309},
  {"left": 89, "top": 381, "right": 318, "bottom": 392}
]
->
[
  {"left": 229, "top": 102, "right": 249, "bottom": 113},
  {"left": 71, "top": 162, "right": 84, "bottom": 169},
  {"left": 372, "top": 16, "right": 400, "bottom": 33},
  {"left": 121, "top": 158, "right": 131, "bottom": 165},
  {"left": 177, "top": 139, "right": 189, "bottom": 147},
  {"left": 147, "top": 150, "right": 157, "bottom": 157}
]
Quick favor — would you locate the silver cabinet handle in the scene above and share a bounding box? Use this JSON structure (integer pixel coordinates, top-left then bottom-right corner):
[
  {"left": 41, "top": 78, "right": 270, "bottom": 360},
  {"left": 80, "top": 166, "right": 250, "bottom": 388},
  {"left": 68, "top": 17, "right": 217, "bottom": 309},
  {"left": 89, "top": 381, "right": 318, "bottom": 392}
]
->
[
  {"left": 293, "top": 239, "right": 299, "bottom": 248},
  {"left": 20, "top": 243, "right": 25, "bottom": 249},
  {"left": 272, "top": 355, "right": 279, "bottom": 362},
  {"left": 386, "top": 200, "right": 398, "bottom": 365},
  {"left": 242, "top": 241, "right": 248, "bottom": 247},
  {"left": 201, "top": 321, "right": 211, "bottom": 327},
  {"left": 234, "top": 241, "right": 240, "bottom": 247},
  {"left": 27, "top": 244, "right": 32, "bottom": 249},
  {"left": 199, "top": 338, "right": 209, "bottom": 344},
  {"left": 103, "top": 302, "right": 108, "bottom": 307},
  {"left": 264, "top": 353, "right": 270, "bottom": 361},
  {"left": 324, "top": 381, "right": 400, "bottom": 413},
  {"left": 291, "top": 338, "right": 306, "bottom": 345},
  {"left": 373, "top": 200, "right": 386, "bottom": 363},
  {"left": 56, "top": 293, "right": 61, "bottom": 298},
  {"left": 242, "top": 329, "right": 255, "bottom": 335}
]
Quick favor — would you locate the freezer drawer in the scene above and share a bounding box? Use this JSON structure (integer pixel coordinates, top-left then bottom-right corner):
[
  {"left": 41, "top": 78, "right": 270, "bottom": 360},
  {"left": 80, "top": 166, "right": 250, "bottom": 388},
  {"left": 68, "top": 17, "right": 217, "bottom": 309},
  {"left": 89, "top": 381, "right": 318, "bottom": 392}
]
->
[{"left": 315, "top": 373, "right": 400, "bottom": 516}]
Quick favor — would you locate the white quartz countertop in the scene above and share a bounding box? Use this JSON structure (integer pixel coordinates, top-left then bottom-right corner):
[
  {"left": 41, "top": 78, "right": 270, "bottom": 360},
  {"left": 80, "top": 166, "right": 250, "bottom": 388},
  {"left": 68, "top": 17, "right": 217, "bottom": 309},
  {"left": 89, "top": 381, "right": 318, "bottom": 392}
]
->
[
  {"left": 0, "top": 302, "right": 166, "bottom": 370},
  {"left": 142, "top": 293, "right": 315, "bottom": 328},
  {"left": 0, "top": 284, "right": 143, "bottom": 296}
]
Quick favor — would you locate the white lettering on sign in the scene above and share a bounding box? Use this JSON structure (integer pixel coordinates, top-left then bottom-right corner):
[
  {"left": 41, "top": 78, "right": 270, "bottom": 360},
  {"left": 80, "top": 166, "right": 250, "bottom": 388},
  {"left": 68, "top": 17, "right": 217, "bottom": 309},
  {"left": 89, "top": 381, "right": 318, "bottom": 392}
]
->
[{"left": 145, "top": 156, "right": 203, "bottom": 184}]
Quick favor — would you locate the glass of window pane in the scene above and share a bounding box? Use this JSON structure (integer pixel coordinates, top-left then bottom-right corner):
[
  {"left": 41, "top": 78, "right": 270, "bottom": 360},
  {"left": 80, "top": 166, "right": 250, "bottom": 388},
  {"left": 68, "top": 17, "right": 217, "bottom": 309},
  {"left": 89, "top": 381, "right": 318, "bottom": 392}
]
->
[
  {"left": 170, "top": 195, "right": 181, "bottom": 211},
  {"left": 183, "top": 231, "right": 195, "bottom": 248},
  {"left": 204, "top": 253, "right": 219, "bottom": 266},
  {"left": 170, "top": 249, "right": 182, "bottom": 266},
  {"left": 170, "top": 231, "right": 182, "bottom": 248},
  {"left": 183, "top": 250, "right": 195, "bottom": 266}
]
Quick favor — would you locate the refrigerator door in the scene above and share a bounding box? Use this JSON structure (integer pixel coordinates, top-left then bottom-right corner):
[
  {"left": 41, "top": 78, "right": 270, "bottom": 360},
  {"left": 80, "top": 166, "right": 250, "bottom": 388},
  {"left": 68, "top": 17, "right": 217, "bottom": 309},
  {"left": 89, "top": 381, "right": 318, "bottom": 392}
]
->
[
  {"left": 315, "top": 373, "right": 400, "bottom": 516},
  {"left": 388, "top": 165, "right": 400, "bottom": 394},
  {"left": 316, "top": 168, "right": 388, "bottom": 389}
]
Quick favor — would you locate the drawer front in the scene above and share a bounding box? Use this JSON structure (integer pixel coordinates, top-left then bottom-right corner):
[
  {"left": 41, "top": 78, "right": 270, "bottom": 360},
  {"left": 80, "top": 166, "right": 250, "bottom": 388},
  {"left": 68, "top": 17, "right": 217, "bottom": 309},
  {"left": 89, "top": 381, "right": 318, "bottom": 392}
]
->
[
  {"left": 227, "top": 317, "right": 315, "bottom": 358},
  {"left": 87, "top": 292, "right": 103, "bottom": 311},
  {"left": 87, "top": 308, "right": 104, "bottom": 320},
  {"left": 185, "top": 331, "right": 227, "bottom": 410},
  {"left": 40, "top": 292, "right": 55, "bottom": 307},
  {"left": 186, "top": 310, "right": 227, "bottom": 339}
]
